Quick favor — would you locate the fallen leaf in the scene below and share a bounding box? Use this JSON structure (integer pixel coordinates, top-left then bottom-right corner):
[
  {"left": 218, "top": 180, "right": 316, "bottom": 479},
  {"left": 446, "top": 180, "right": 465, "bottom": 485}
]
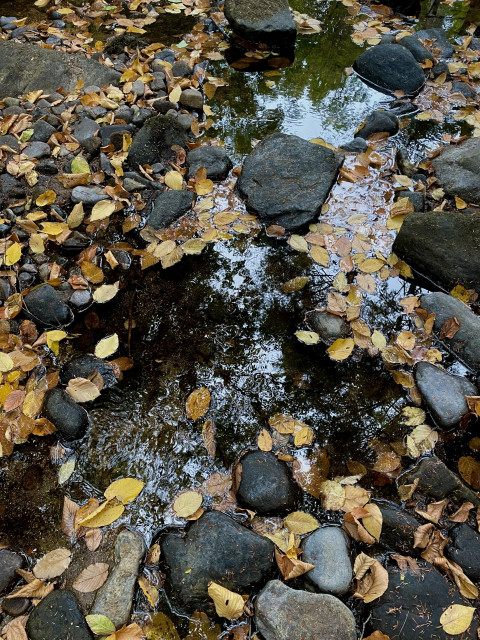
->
[
  {"left": 58, "top": 457, "right": 76, "bottom": 485},
  {"left": 258, "top": 429, "right": 273, "bottom": 451},
  {"left": 186, "top": 387, "right": 210, "bottom": 420},
  {"left": 86, "top": 614, "right": 116, "bottom": 636},
  {"left": 448, "top": 502, "right": 474, "bottom": 522},
  {"left": 284, "top": 511, "right": 320, "bottom": 534},
  {"left": 33, "top": 547, "right": 72, "bottom": 579},
  {"left": 173, "top": 491, "right": 203, "bottom": 518},
  {"left": 440, "top": 604, "right": 475, "bottom": 635},
  {"left": 66, "top": 377, "right": 101, "bottom": 402},
  {"left": 458, "top": 456, "right": 480, "bottom": 489},
  {"left": 105, "top": 622, "right": 144, "bottom": 640},
  {"left": 275, "top": 548, "right": 315, "bottom": 580},
  {"left": 295, "top": 331, "right": 320, "bottom": 345},
  {"left": 406, "top": 425, "right": 438, "bottom": 457},
  {"left": 85, "top": 528, "right": 102, "bottom": 551},
  {"left": 327, "top": 338, "right": 355, "bottom": 361},
  {"left": 93, "top": 283, "right": 119, "bottom": 304},
  {"left": 73, "top": 563, "right": 109, "bottom": 592},
  {"left": 320, "top": 480, "right": 346, "bottom": 510},
  {"left": 104, "top": 478, "right": 145, "bottom": 504},
  {"left": 76, "top": 498, "right": 125, "bottom": 528},
  {"left": 353, "top": 553, "right": 389, "bottom": 603},
  {"left": 362, "top": 503, "right": 383, "bottom": 541},
  {"left": 207, "top": 582, "right": 244, "bottom": 619},
  {"left": 165, "top": 171, "right": 183, "bottom": 190},
  {"left": 90, "top": 200, "right": 116, "bottom": 222},
  {"left": 95, "top": 334, "right": 119, "bottom": 359},
  {"left": 138, "top": 574, "right": 159, "bottom": 607}
]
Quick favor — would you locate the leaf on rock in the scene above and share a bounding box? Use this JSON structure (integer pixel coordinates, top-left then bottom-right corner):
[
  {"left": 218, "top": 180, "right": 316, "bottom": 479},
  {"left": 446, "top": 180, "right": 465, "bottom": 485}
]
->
[
  {"left": 363, "top": 633, "right": 392, "bottom": 640},
  {"left": 458, "top": 456, "right": 480, "bottom": 490},
  {"left": 66, "top": 377, "right": 101, "bottom": 403},
  {"left": 275, "top": 548, "right": 315, "bottom": 580},
  {"left": 448, "top": 502, "right": 474, "bottom": 523},
  {"left": 413, "top": 522, "right": 435, "bottom": 549},
  {"left": 105, "top": 622, "right": 144, "bottom": 640},
  {"left": 95, "top": 334, "right": 119, "bottom": 359},
  {"left": 257, "top": 429, "right": 273, "bottom": 452},
  {"left": 33, "top": 547, "right": 72, "bottom": 579},
  {"left": 186, "top": 387, "right": 211, "bottom": 420},
  {"left": 362, "top": 503, "right": 383, "bottom": 541},
  {"left": 284, "top": 511, "right": 320, "bottom": 534},
  {"left": 73, "top": 563, "right": 109, "bottom": 593},
  {"left": 327, "top": 338, "right": 355, "bottom": 361},
  {"left": 353, "top": 553, "right": 389, "bottom": 603},
  {"left": 104, "top": 478, "right": 145, "bottom": 504},
  {"left": 173, "top": 491, "right": 203, "bottom": 518},
  {"left": 207, "top": 582, "right": 244, "bottom": 620},
  {"left": 86, "top": 614, "right": 116, "bottom": 636},
  {"left": 434, "top": 557, "right": 479, "bottom": 600},
  {"left": 415, "top": 499, "right": 448, "bottom": 524},
  {"left": 440, "top": 604, "right": 475, "bottom": 635}
]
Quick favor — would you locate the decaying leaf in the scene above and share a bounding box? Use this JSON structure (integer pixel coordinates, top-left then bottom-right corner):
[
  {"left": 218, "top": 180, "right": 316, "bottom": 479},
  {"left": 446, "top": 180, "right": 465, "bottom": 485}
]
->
[
  {"left": 406, "top": 425, "right": 438, "bottom": 458},
  {"left": 33, "top": 547, "right": 72, "bottom": 579},
  {"left": 66, "top": 377, "right": 101, "bottom": 403},
  {"left": 434, "top": 556, "right": 479, "bottom": 599},
  {"left": 448, "top": 502, "right": 474, "bottom": 523},
  {"left": 353, "top": 553, "right": 389, "bottom": 603},
  {"left": 173, "top": 491, "right": 203, "bottom": 518},
  {"left": 207, "top": 582, "right": 244, "bottom": 619},
  {"left": 458, "top": 456, "right": 480, "bottom": 490},
  {"left": 138, "top": 574, "right": 159, "bottom": 607},
  {"left": 439, "top": 604, "right": 475, "bottom": 635},
  {"left": 415, "top": 499, "right": 448, "bottom": 524},
  {"left": 275, "top": 548, "right": 315, "bottom": 580},
  {"left": 202, "top": 419, "right": 216, "bottom": 458},
  {"left": 186, "top": 387, "right": 211, "bottom": 420},
  {"left": 73, "top": 563, "right": 109, "bottom": 593}
]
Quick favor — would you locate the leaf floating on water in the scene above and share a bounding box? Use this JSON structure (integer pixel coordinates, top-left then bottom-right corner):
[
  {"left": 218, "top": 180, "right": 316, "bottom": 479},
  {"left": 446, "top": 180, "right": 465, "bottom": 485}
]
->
[
  {"left": 93, "top": 283, "right": 119, "bottom": 304},
  {"left": 73, "top": 563, "right": 109, "bottom": 593},
  {"left": 143, "top": 612, "right": 180, "bottom": 640},
  {"left": 173, "top": 491, "right": 203, "bottom": 518},
  {"left": 353, "top": 553, "right": 388, "bottom": 603},
  {"left": 104, "top": 478, "right": 145, "bottom": 504},
  {"left": 284, "top": 511, "right": 320, "bottom": 534},
  {"left": 95, "top": 334, "right": 119, "bottom": 359},
  {"left": 309, "top": 245, "right": 330, "bottom": 266},
  {"left": 401, "top": 406, "right": 426, "bottom": 426},
  {"left": 440, "top": 604, "right": 475, "bottom": 635},
  {"left": 295, "top": 331, "right": 319, "bottom": 345},
  {"left": 319, "top": 480, "right": 346, "bottom": 511},
  {"left": 281, "top": 276, "right": 310, "bottom": 293},
  {"left": 186, "top": 387, "right": 211, "bottom": 420},
  {"left": 288, "top": 235, "right": 308, "bottom": 252},
  {"left": 327, "top": 338, "right": 355, "bottom": 361},
  {"left": 138, "top": 574, "right": 159, "bottom": 607},
  {"left": 406, "top": 425, "right": 438, "bottom": 458},
  {"left": 202, "top": 419, "right": 216, "bottom": 458},
  {"left": 33, "top": 548, "right": 72, "bottom": 579},
  {"left": 58, "top": 457, "right": 76, "bottom": 485},
  {"left": 86, "top": 614, "right": 116, "bottom": 636},
  {"left": 182, "top": 238, "right": 206, "bottom": 255},
  {"left": 207, "top": 582, "right": 244, "bottom": 619},
  {"left": 76, "top": 498, "right": 125, "bottom": 528},
  {"left": 66, "top": 377, "right": 101, "bottom": 403}
]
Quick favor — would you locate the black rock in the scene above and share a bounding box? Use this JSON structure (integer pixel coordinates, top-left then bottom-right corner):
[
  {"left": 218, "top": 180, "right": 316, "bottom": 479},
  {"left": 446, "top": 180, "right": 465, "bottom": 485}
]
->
[
  {"left": 236, "top": 451, "right": 298, "bottom": 515},
  {"left": 415, "top": 362, "right": 477, "bottom": 429},
  {"left": 187, "top": 146, "right": 233, "bottom": 181},
  {"left": 339, "top": 138, "right": 368, "bottom": 153},
  {"left": 128, "top": 115, "right": 189, "bottom": 168},
  {"left": 353, "top": 44, "right": 425, "bottom": 96},
  {"left": 236, "top": 133, "right": 344, "bottom": 230},
  {"left": 452, "top": 81, "right": 476, "bottom": 99},
  {"left": 26, "top": 590, "right": 93, "bottom": 640},
  {"left": 371, "top": 561, "right": 478, "bottom": 640},
  {"left": 60, "top": 355, "right": 117, "bottom": 389},
  {"left": 224, "top": 0, "right": 296, "bottom": 48},
  {"left": 396, "top": 189, "right": 424, "bottom": 211},
  {"left": 399, "top": 35, "right": 434, "bottom": 63},
  {"left": 32, "top": 119, "right": 56, "bottom": 143},
  {"left": 412, "top": 28, "right": 454, "bottom": 58},
  {"left": 432, "top": 138, "right": 480, "bottom": 204},
  {"left": 44, "top": 388, "right": 89, "bottom": 442},
  {"left": 72, "top": 118, "right": 100, "bottom": 154},
  {"left": 99, "top": 124, "right": 135, "bottom": 147},
  {"left": 307, "top": 310, "right": 348, "bottom": 343},
  {"left": 431, "top": 61, "right": 450, "bottom": 78},
  {"left": 0, "top": 550, "right": 24, "bottom": 595},
  {"left": 147, "top": 190, "right": 194, "bottom": 229},
  {"left": 447, "top": 524, "right": 480, "bottom": 582},
  {"left": 23, "top": 284, "right": 70, "bottom": 326},
  {"left": 152, "top": 100, "right": 177, "bottom": 114},
  {"left": 376, "top": 500, "right": 421, "bottom": 554},
  {"left": 172, "top": 60, "right": 192, "bottom": 77},
  {"left": 161, "top": 510, "right": 275, "bottom": 611},
  {"left": 355, "top": 109, "right": 399, "bottom": 139},
  {"left": 1, "top": 596, "right": 30, "bottom": 616}
]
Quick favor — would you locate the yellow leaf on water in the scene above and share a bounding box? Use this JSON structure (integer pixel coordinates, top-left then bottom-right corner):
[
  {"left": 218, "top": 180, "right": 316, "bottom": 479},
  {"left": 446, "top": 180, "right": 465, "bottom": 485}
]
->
[
  {"left": 295, "top": 331, "right": 319, "bottom": 345},
  {"left": 284, "top": 511, "right": 320, "bottom": 534},
  {"left": 76, "top": 498, "right": 125, "bottom": 528},
  {"left": 186, "top": 387, "right": 210, "bottom": 420},
  {"left": 294, "top": 426, "right": 314, "bottom": 447},
  {"left": 173, "top": 491, "right": 203, "bottom": 518},
  {"left": 165, "top": 171, "right": 183, "bottom": 190},
  {"left": 90, "top": 200, "right": 116, "bottom": 222},
  {"left": 309, "top": 245, "right": 330, "bottom": 266},
  {"left": 440, "top": 604, "right": 475, "bottom": 635},
  {"left": 258, "top": 429, "right": 273, "bottom": 451},
  {"left": 358, "top": 258, "right": 384, "bottom": 274},
  {"left": 93, "top": 283, "right": 119, "bottom": 304},
  {"left": 289, "top": 235, "right": 309, "bottom": 252},
  {"left": 319, "top": 480, "right": 346, "bottom": 510},
  {"left": 328, "top": 338, "right": 355, "bottom": 361},
  {"left": 138, "top": 575, "right": 159, "bottom": 607},
  {"left": 104, "top": 478, "right": 145, "bottom": 504},
  {"left": 207, "top": 582, "right": 244, "bottom": 619},
  {"left": 182, "top": 238, "right": 206, "bottom": 255},
  {"left": 66, "top": 377, "right": 101, "bottom": 403},
  {"left": 36, "top": 190, "right": 56, "bottom": 206},
  {"left": 402, "top": 406, "right": 426, "bottom": 426},
  {"left": 105, "top": 622, "right": 144, "bottom": 640},
  {"left": 371, "top": 330, "right": 386, "bottom": 349},
  {"left": 353, "top": 553, "right": 388, "bottom": 603},
  {"left": 95, "top": 334, "right": 119, "bottom": 359}
]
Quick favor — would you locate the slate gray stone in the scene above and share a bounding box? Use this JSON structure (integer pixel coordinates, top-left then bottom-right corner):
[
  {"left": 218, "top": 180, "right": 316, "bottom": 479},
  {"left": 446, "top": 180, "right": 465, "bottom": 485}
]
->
[
  {"left": 187, "top": 146, "right": 233, "bottom": 181},
  {"left": 128, "top": 115, "right": 189, "bottom": 168},
  {"left": 355, "top": 109, "right": 399, "bottom": 139},
  {"left": 447, "top": 524, "right": 480, "bottom": 582},
  {"left": 0, "top": 41, "right": 120, "bottom": 99},
  {"left": 0, "top": 550, "right": 24, "bottom": 595},
  {"left": 32, "top": 119, "right": 56, "bottom": 143},
  {"left": 72, "top": 118, "right": 101, "bottom": 153},
  {"left": 23, "top": 142, "right": 51, "bottom": 159},
  {"left": 376, "top": 500, "right": 422, "bottom": 554},
  {"left": 452, "top": 81, "right": 476, "bottom": 99},
  {"left": 415, "top": 361, "right": 477, "bottom": 429},
  {"left": 255, "top": 580, "right": 357, "bottom": 640},
  {"left": 44, "top": 388, "right": 89, "bottom": 441},
  {"left": 147, "top": 190, "right": 194, "bottom": 229},
  {"left": 236, "top": 133, "right": 344, "bottom": 230},
  {"left": 421, "top": 292, "right": 480, "bottom": 369},
  {"left": 92, "top": 530, "right": 145, "bottom": 628},
  {"left": 432, "top": 138, "right": 480, "bottom": 204},
  {"left": 23, "top": 284, "right": 70, "bottom": 326},
  {"left": 412, "top": 28, "right": 454, "bottom": 58},
  {"left": 307, "top": 310, "right": 348, "bottom": 343},
  {"left": 1, "top": 596, "right": 30, "bottom": 616},
  {"left": 0, "top": 134, "right": 20, "bottom": 151},
  {"left": 179, "top": 88, "right": 203, "bottom": 110},
  {"left": 339, "top": 138, "right": 368, "bottom": 153},
  {"left": 71, "top": 186, "right": 108, "bottom": 205},
  {"left": 399, "top": 35, "right": 434, "bottom": 63},
  {"left": 26, "top": 590, "right": 93, "bottom": 640},
  {"left": 301, "top": 527, "right": 352, "bottom": 595},
  {"left": 224, "top": 0, "right": 296, "bottom": 47},
  {"left": 161, "top": 510, "right": 275, "bottom": 612},
  {"left": 353, "top": 44, "right": 425, "bottom": 95},
  {"left": 396, "top": 190, "right": 425, "bottom": 211},
  {"left": 61, "top": 355, "right": 117, "bottom": 388}
]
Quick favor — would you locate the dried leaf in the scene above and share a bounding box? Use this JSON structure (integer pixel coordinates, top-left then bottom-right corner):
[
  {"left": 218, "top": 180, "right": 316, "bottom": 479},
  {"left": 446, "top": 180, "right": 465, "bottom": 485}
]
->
[
  {"left": 353, "top": 553, "right": 389, "bottom": 603},
  {"left": 275, "top": 548, "right": 315, "bottom": 580},
  {"left": 207, "top": 582, "right": 244, "bottom": 619},
  {"left": 440, "top": 604, "right": 475, "bottom": 635},
  {"left": 202, "top": 419, "right": 216, "bottom": 458},
  {"left": 105, "top": 622, "right": 144, "bottom": 640},
  {"left": 66, "top": 377, "right": 101, "bottom": 403},
  {"left": 458, "top": 456, "right": 480, "bottom": 490},
  {"left": 73, "top": 563, "right": 109, "bottom": 593},
  {"left": 284, "top": 511, "right": 320, "bottom": 534},
  {"left": 33, "top": 547, "right": 71, "bottom": 579},
  {"left": 448, "top": 502, "right": 474, "bottom": 523},
  {"left": 362, "top": 503, "right": 383, "bottom": 541},
  {"left": 173, "top": 491, "right": 203, "bottom": 518},
  {"left": 95, "top": 334, "right": 119, "bottom": 359}
]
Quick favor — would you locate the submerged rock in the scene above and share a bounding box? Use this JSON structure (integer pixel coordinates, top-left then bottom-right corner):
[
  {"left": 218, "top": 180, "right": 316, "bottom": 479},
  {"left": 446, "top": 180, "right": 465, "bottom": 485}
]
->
[
  {"left": 236, "top": 133, "right": 343, "bottom": 230},
  {"left": 224, "top": 0, "right": 296, "bottom": 48},
  {"left": 161, "top": 510, "right": 274, "bottom": 611},
  {"left": 236, "top": 451, "right": 298, "bottom": 515},
  {"left": 187, "top": 146, "right": 233, "bottom": 181},
  {"left": 0, "top": 550, "right": 24, "bottom": 595},
  {"left": 44, "top": 388, "right": 89, "bottom": 441},
  {"left": 447, "top": 524, "right": 480, "bottom": 582},
  {"left": 61, "top": 355, "right": 117, "bottom": 389},
  {"left": 128, "top": 115, "right": 189, "bottom": 168},
  {"left": 415, "top": 362, "right": 477, "bottom": 429},
  {"left": 353, "top": 44, "right": 425, "bottom": 95},
  {"left": 23, "top": 284, "right": 70, "bottom": 326},
  {"left": 92, "top": 530, "right": 145, "bottom": 628},
  {"left": 255, "top": 580, "right": 357, "bottom": 640},
  {"left": 26, "top": 590, "right": 93, "bottom": 640},
  {"left": 301, "top": 527, "right": 352, "bottom": 595},
  {"left": 432, "top": 138, "right": 480, "bottom": 205},
  {"left": 147, "top": 190, "right": 194, "bottom": 229}
]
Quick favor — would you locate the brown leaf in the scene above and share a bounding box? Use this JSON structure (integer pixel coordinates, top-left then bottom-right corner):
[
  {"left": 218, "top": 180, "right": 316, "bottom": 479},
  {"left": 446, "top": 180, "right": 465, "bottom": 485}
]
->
[
  {"left": 72, "top": 563, "right": 109, "bottom": 593},
  {"left": 3, "top": 390, "right": 26, "bottom": 412},
  {"left": 258, "top": 429, "right": 273, "bottom": 452},
  {"left": 413, "top": 523, "right": 435, "bottom": 549},
  {"left": 3, "top": 616, "right": 28, "bottom": 640},
  {"left": 363, "top": 633, "right": 392, "bottom": 640},
  {"left": 85, "top": 528, "right": 102, "bottom": 551},
  {"left": 415, "top": 499, "right": 448, "bottom": 524},
  {"left": 390, "top": 554, "right": 420, "bottom": 575},
  {"left": 434, "top": 556, "right": 479, "bottom": 599},
  {"left": 33, "top": 548, "right": 71, "bottom": 579},
  {"left": 421, "top": 529, "right": 448, "bottom": 563},
  {"left": 439, "top": 316, "right": 460, "bottom": 339},
  {"left": 292, "top": 448, "right": 329, "bottom": 499},
  {"left": 458, "top": 456, "right": 480, "bottom": 490},
  {"left": 202, "top": 419, "right": 216, "bottom": 458},
  {"left": 353, "top": 553, "right": 389, "bottom": 603},
  {"left": 343, "top": 512, "right": 376, "bottom": 545},
  {"left": 448, "top": 502, "right": 474, "bottom": 523},
  {"left": 6, "top": 578, "right": 51, "bottom": 599},
  {"left": 186, "top": 387, "right": 211, "bottom": 421},
  {"left": 275, "top": 548, "right": 315, "bottom": 580},
  {"left": 105, "top": 622, "right": 144, "bottom": 640},
  {"left": 62, "top": 496, "right": 82, "bottom": 538}
]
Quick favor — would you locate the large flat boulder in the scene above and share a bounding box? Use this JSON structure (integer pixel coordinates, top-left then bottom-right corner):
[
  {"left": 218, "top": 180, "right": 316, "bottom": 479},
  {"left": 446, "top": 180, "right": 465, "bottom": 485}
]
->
[
  {"left": 353, "top": 44, "right": 425, "bottom": 95},
  {"left": 224, "top": 0, "right": 296, "bottom": 47},
  {"left": 236, "top": 133, "right": 343, "bottom": 230},
  {"left": 432, "top": 138, "right": 480, "bottom": 205},
  {"left": 0, "top": 41, "right": 120, "bottom": 99}
]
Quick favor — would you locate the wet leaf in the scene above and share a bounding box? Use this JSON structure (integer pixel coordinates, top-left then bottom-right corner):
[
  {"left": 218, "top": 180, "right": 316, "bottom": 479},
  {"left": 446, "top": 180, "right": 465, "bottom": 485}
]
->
[
  {"left": 95, "top": 334, "right": 119, "bottom": 359},
  {"left": 258, "top": 429, "right": 273, "bottom": 451},
  {"left": 309, "top": 245, "right": 329, "bottom": 266},
  {"left": 183, "top": 239, "right": 206, "bottom": 255},
  {"left": 458, "top": 456, "right": 480, "bottom": 490},
  {"left": 165, "top": 171, "right": 183, "bottom": 190},
  {"left": 58, "top": 457, "right": 76, "bottom": 485},
  {"left": 284, "top": 511, "right": 320, "bottom": 534},
  {"left": 73, "top": 563, "right": 109, "bottom": 592},
  {"left": 5, "top": 242, "right": 22, "bottom": 266},
  {"left": 173, "top": 491, "right": 203, "bottom": 518},
  {"left": 105, "top": 622, "right": 144, "bottom": 640},
  {"left": 288, "top": 235, "right": 308, "bottom": 252},
  {"left": 401, "top": 406, "right": 426, "bottom": 426},
  {"left": 143, "top": 612, "right": 180, "bottom": 640},
  {"left": 415, "top": 499, "right": 448, "bottom": 524},
  {"left": 327, "top": 338, "right": 355, "bottom": 361},
  {"left": 353, "top": 553, "right": 388, "bottom": 603},
  {"left": 86, "top": 614, "right": 116, "bottom": 636},
  {"left": 363, "top": 633, "right": 391, "bottom": 640},
  {"left": 68, "top": 202, "right": 85, "bottom": 228},
  {"left": 0, "top": 353, "right": 14, "bottom": 372},
  {"left": 434, "top": 557, "right": 478, "bottom": 600},
  {"left": 295, "top": 331, "right": 319, "bottom": 345},
  {"left": 281, "top": 276, "right": 310, "bottom": 293},
  {"left": 91, "top": 200, "right": 116, "bottom": 222},
  {"left": 202, "top": 419, "right": 216, "bottom": 458},
  {"left": 186, "top": 387, "right": 211, "bottom": 420},
  {"left": 207, "top": 582, "right": 244, "bottom": 619},
  {"left": 319, "top": 480, "right": 346, "bottom": 510},
  {"left": 93, "top": 283, "right": 119, "bottom": 303},
  {"left": 138, "top": 574, "right": 159, "bottom": 607},
  {"left": 104, "top": 478, "right": 145, "bottom": 504},
  {"left": 358, "top": 258, "right": 384, "bottom": 273},
  {"left": 406, "top": 425, "right": 438, "bottom": 458},
  {"left": 440, "top": 604, "right": 475, "bottom": 635},
  {"left": 76, "top": 498, "right": 125, "bottom": 528},
  {"left": 275, "top": 548, "right": 314, "bottom": 580},
  {"left": 439, "top": 317, "right": 460, "bottom": 339},
  {"left": 196, "top": 179, "right": 214, "bottom": 195},
  {"left": 448, "top": 502, "right": 474, "bottom": 523},
  {"left": 342, "top": 485, "right": 369, "bottom": 511},
  {"left": 66, "top": 377, "right": 101, "bottom": 402},
  {"left": 362, "top": 503, "right": 383, "bottom": 541},
  {"left": 33, "top": 547, "right": 72, "bottom": 579}
]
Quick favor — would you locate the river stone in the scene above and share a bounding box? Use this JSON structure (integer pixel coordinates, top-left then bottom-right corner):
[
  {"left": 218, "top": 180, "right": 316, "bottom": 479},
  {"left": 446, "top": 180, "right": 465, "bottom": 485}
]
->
[
  {"left": 415, "top": 362, "right": 477, "bottom": 429},
  {"left": 224, "top": 0, "right": 296, "bottom": 47},
  {"left": 92, "top": 530, "right": 145, "bottom": 628},
  {"left": 187, "top": 146, "right": 233, "bottom": 181},
  {"left": 147, "top": 190, "right": 194, "bottom": 229},
  {"left": 421, "top": 292, "right": 480, "bottom": 370},
  {"left": 301, "top": 527, "right": 352, "bottom": 595},
  {"left": 161, "top": 510, "right": 275, "bottom": 611},
  {"left": 0, "top": 41, "right": 120, "bottom": 99},
  {"left": 128, "top": 115, "right": 189, "bottom": 168},
  {"left": 0, "top": 550, "right": 24, "bottom": 595},
  {"left": 396, "top": 189, "right": 425, "bottom": 211},
  {"left": 355, "top": 109, "right": 399, "bottom": 139},
  {"left": 412, "top": 28, "right": 454, "bottom": 58},
  {"left": 71, "top": 186, "right": 108, "bottom": 205},
  {"left": 376, "top": 500, "right": 421, "bottom": 554},
  {"left": 26, "top": 590, "right": 93, "bottom": 640},
  {"left": 307, "top": 310, "right": 348, "bottom": 343},
  {"left": 400, "top": 456, "right": 480, "bottom": 506},
  {"left": 1, "top": 596, "right": 30, "bottom": 616},
  {"left": 44, "top": 388, "right": 89, "bottom": 441},
  {"left": 236, "top": 451, "right": 298, "bottom": 515},
  {"left": 23, "top": 284, "right": 70, "bottom": 326},
  {"left": 432, "top": 138, "right": 480, "bottom": 204},
  {"left": 236, "top": 133, "right": 344, "bottom": 230},
  {"left": 353, "top": 44, "right": 425, "bottom": 95},
  {"left": 179, "top": 88, "right": 203, "bottom": 110},
  {"left": 23, "top": 142, "right": 51, "bottom": 159},
  {"left": 61, "top": 355, "right": 117, "bottom": 389},
  {"left": 447, "top": 524, "right": 480, "bottom": 582},
  {"left": 371, "top": 561, "right": 478, "bottom": 640},
  {"left": 255, "top": 580, "right": 356, "bottom": 640},
  {"left": 398, "top": 34, "right": 434, "bottom": 63}
]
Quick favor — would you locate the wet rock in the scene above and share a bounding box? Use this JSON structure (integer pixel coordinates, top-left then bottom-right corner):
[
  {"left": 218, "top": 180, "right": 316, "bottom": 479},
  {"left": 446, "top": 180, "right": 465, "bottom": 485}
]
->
[
  {"left": 421, "top": 292, "right": 480, "bottom": 369},
  {"left": 339, "top": 138, "right": 368, "bottom": 153},
  {"left": 307, "top": 310, "right": 348, "bottom": 343},
  {"left": 399, "top": 34, "right": 434, "bottom": 63},
  {"left": 393, "top": 210, "right": 480, "bottom": 293},
  {"left": 412, "top": 28, "right": 454, "bottom": 58},
  {"left": 179, "top": 88, "right": 203, "bottom": 110},
  {"left": 0, "top": 41, "right": 120, "bottom": 99},
  {"left": 99, "top": 124, "right": 135, "bottom": 147},
  {"left": 376, "top": 500, "right": 421, "bottom": 554},
  {"left": 104, "top": 33, "right": 139, "bottom": 55},
  {"left": 61, "top": 355, "right": 117, "bottom": 389},
  {"left": 1, "top": 596, "right": 30, "bottom": 616},
  {"left": 371, "top": 561, "right": 477, "bottom": 640},
  {"left": 26, "top": 590, "right": 93, "bottom": 640},
  {"left": 69, "top": 289, "right": 92, "bottom": 309},
  {"left": 447, "top": 524, "right": 480, "bottom": 582},
  {"left": 224, "top": 0, "right": 296, "bottom": 48},
  {"left": 128, "top": 114, "right": 189, "bottom": 168},
  {"left": 147, "top": 190, "right": 194, "bottom": 229},
  {"left": 396, "top": 189, "right": 424, "bottom": 211},
  {"left": 236, "top": 133, "right": 343, "bottom": 230},
  {"left": 301, "top": 527, "right": 352, "bottom": 595},
  {"left": 24, "top": 142, "right": 51, "bottom": 159},
  {"left": 236, "top": 451, "right": 298, "bottom": 515},
  {"left": 415, "top": 362, "right": 477, "bottom": 429},
  {"left": 432, "top": 137, "right": 480, "bottom": 204},
  {"left": 161, "top": 510, "right": 275, "bottom": 611},
  {"left": 32, "top": 120, "right": 56, "bottom": 143},
  {"left": 44, "top": 388, "right": 89, "bottom": 442},
  {"left": 452, "top": 81, "right": 476, "bottom": 99},
  {"left": 172, "top": 60, "right": 192, "bottom": 77},
  {"left": 255, "top": 580, "right": 356, "bottom": 640},
  {"left": 355, "top": 109, "right": 399, "bottom": 139},
  {"left": 431, "top": 61, "right": 450, "bottom": 78},
  {"left": 353, "top": 44, "right": 425, "bottom": 96},
  {"left": 187, "top": 146, "right": 233, "bottom": 181},
  {"left": 71, "top": 186, "right": 108, "bottom": 205},
  {"left": 400, "top": 456, "right": 479, "bottom": 506},
  {"left": 0, "top": 550, "right": 24, "bottom": 595},
  {"left": 92, "top": 530, "right": 145, "bottom": 628},
  {"left": 23, "top": 284, "right": 70, "bottom": 326}
]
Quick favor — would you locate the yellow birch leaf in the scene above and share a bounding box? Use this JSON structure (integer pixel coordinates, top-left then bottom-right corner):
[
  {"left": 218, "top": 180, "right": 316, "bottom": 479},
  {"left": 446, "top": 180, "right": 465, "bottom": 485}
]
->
[
  {"left": 196, "top": 179, "right": 214, "bottom": 195},
  {"left": 284, "top": 511, "right": 320, "bottom": 534},
  {"left": 90, "top": 200, "right": 116, "bottom": 221},
  {"left": 76, "top": 498, "right": 125, "bottom": 528},
  {"left": 186, "top": 387, "right": 210, "bottom": 420},
  {"left": 165, "top": 171, "right": 183, "bottom": 190},
  {"left": 0, "top": 353, "right": 14, "bottom": 372},
  {"left": 173, "top": 491, "right": 203, "bottom": 518},
  {"left": 440, "top": 605, "right": 475, "bottom": 635},
  {"left": 169, "top": 84, "right": 182, "bottom": 103},
  {"left": 5, "top": 243, "right": 22, "bottom": 265},
  {"left": 295, "top": 331, "right": 320, "bottom": 345},
  {"left": 36, "top": 190, "right": 56, "bottom": 206},
  {"left": 41, "top": 221, "right": 68, "bottom": 236},
  {"left": 30, "top": 234, "right": 45, "bottom": 254},
  {"left": 182, "top": 238, "right": 206, "bottom": 255},
  {"left": 95, "top": 334, "right": 119, "bottom": 359},
  {"left": 289, "top": 235, "right": 309, "bottom": 252},
  {"left": 327, "top": 338, "right": 355, "bottom": 361},
  {"left": 258, "top": 429, "right": 273, "bottom": 451},
  {"left": 68, "top": 202, "right": 85, "bottom": 228},
  {"left": 104, "top": 478, "right": 145, "bottom": 504},
  {"left": 362, "top": 503, "right": 383, "bottom": 541},
  {"left": 207, "top": 582, "right": 244, "bottom": 619},
  {"left": 93, "top": 283, "right": 119, "bottom": 304}
]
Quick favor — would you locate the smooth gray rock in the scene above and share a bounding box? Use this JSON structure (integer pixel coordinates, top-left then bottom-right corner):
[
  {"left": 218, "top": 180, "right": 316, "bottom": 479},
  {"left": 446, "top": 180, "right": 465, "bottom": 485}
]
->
[
  {"left": 421, "top": 292, "right": 480, "bottom": 369},
  {"left": 255, "top": 580, "right": 357, "bottom": 640},
  {"left": 452, "top": 81, "right": 476, "bottom": 99},
  {"left": 0, "top": 41, "right": 120, "bottom": 99},
  {"left": 92, "top": 530, "right": 145, "bottom": 628},
  {"left": 71, "top": 186, "right": 109, "bottom": 205},
  {"left": 302, "top": 527, "right": 352, "bottom": 595},
  {"left": 432, "top": 138, "right": 480, "bottom": 204},
  {"left": 32, "top": 119, "right": 56, "bottom": 143},
  {"left": 237, "top": 133, "right": 343, "bottom": 230},
  {"left": 376, "top": 500, "right": 421, "bottom": 554},
  {"left": 44, "top": 388, "right": 89, "bottom": 441},
  {"left": 69, "top": 289, "right": 92, "bottom": 308},
  {"left": 307, "top": 310, "right": 348, "bottom": 343},
  {"left": 147, "top": 190, "right": 194, "bottom": 229},
  {"left": 412, "top": 28, "right": 454, "bottom": 58},
  {"left": 353, "top": 44, "right": 425, "bottom": 95},
  {"left": 399, "top": 35, "right": 434, "bottom": 62},
  {"left": 0, "top": 134, "right": 20, "bottom": 151},
  {"left": 447, "top": 524, "right": 480, "bottom": 582},
  {"left": 339, "top": 138, "right": 368, "bottom": 153},
  {"left": 415, "top": 362, "right": 477, "bottom": 428},
  {"left": 355, "top": 109, "right": 399, "bottom": 139},
  {"left": 61, "top": 355, "right": 117, "bottom": 388},
  {"left": 24, "top": 142, "right": 50, "bottom": 159},
  {"left": 187, "top": 146, "right": 233, "bottom": 180},
  {"left": 26, "top": 590, "right": 93, "bottom": 640},
  {"left": 224, "top": 0, "right": 296, "bottom": 47},
  {"left": 179, "top": 88, "right": 203, "bottom": 110},
  {"left": 0, "top": 550, "right": 24, "bottom": 595},
  {"left": 23, "top": 284, "right": 70, "bottom": 326},
  {"left": 128, "top": 114, "right": 189, "bottom": 168},
  {"left": 396, "top": 190, "right": 425, "bottom": 211}
]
